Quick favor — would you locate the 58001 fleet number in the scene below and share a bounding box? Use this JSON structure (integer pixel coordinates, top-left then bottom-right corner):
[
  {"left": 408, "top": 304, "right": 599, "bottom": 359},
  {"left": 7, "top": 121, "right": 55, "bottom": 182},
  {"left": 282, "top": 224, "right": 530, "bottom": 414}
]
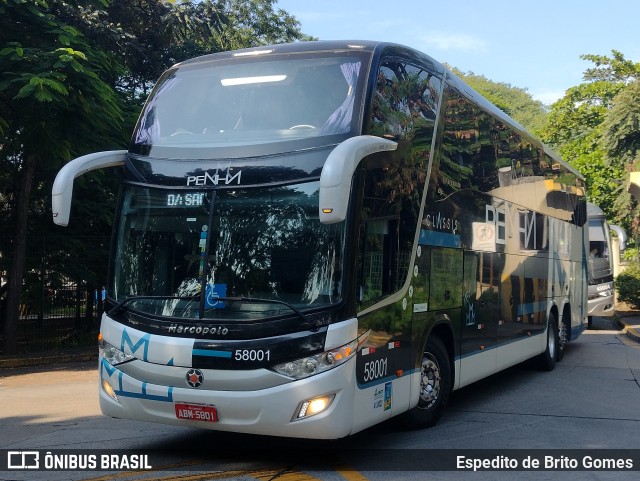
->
[
  {"left": 234, "top": 349, "right": 271, "bottom": 362},
  {"left": 363, "top": 358, "right": 388, "bottom": 382}
]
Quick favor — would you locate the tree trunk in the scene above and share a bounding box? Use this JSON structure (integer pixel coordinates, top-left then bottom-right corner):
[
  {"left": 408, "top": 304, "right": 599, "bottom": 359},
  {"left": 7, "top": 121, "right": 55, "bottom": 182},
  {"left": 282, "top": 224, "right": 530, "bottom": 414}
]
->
[{"left": 3, "top": 153, "right": 36, "bottom": 355}]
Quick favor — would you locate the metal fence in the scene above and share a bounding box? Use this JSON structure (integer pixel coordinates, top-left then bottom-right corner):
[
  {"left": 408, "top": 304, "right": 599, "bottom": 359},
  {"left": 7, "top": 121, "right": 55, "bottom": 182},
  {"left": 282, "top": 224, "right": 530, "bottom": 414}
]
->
[{"left": 0, "top": 236, "right": 110, "bottom": 355}]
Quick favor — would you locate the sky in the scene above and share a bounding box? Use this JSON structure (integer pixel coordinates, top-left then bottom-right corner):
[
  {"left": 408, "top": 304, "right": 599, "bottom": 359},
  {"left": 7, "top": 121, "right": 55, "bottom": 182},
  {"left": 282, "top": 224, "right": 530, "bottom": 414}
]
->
[{"left": 275, "top": 0, "right": 640, "bottom": 105}]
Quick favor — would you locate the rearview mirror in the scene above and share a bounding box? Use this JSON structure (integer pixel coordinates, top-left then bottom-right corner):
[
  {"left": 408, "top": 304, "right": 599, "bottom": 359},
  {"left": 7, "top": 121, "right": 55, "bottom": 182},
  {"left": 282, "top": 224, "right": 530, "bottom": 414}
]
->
[
  {"left": 52, "top": 150, "right": 127, "bottom": 226},
  {"left": 319, "top": 136, "right": 397, "bottom": 224}
]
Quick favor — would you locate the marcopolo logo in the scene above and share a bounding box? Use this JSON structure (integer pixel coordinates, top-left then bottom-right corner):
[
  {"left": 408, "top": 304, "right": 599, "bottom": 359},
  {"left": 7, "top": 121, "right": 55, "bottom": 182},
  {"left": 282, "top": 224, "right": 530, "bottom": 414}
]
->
[{"left": 167, "top": 324, "right": 229, "bottom": 336}]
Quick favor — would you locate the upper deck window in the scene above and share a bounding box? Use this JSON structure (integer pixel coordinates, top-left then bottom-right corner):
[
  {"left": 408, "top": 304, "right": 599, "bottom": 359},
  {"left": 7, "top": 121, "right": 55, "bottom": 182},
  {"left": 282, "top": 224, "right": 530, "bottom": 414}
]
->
[{"left": 131, "top": 52, "right": 368, "bottom": 157}]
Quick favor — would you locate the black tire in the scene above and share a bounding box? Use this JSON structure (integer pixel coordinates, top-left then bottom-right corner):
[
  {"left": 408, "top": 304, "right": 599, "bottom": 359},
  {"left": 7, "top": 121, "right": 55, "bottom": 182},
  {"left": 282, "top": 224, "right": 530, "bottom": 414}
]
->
[
  {"left": 538, "top": 313, "right": 558, "bottom": 371},
  {"left": 402, "top": 336, "right": 451, "bottom": 429},
  {"left": 587, "top": 316, "right": 593, "bottom": 329}
]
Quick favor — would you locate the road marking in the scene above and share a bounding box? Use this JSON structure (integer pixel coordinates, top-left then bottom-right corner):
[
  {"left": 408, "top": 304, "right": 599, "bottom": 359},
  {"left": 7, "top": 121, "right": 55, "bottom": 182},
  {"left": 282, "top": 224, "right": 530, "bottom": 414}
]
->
[
  {"left": 335, "top": 465, "right": 370, "bottom": 481},
  {"left": 253, "top": 467, "right": 326, "bottom": 480}
]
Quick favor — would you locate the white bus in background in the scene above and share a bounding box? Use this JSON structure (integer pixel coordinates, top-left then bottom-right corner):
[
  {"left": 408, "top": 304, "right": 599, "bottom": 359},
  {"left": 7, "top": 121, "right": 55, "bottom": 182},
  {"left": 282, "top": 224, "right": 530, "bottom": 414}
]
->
[
  {"left": 586, "top": 202, "right": 626, "bottom": 327},
  {"left": 52, "top": 41, "right": 588, "bottom": 439}
]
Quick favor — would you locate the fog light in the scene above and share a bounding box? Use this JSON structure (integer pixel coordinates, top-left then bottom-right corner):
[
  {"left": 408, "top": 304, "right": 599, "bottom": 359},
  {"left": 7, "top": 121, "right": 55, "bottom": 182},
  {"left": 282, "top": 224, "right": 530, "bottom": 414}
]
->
[
  {"left": 292, "top": 394, "right": 335, "bottom": 421},
  {"left": 102, "top": 379, "right": 118, "bottom": 402}
]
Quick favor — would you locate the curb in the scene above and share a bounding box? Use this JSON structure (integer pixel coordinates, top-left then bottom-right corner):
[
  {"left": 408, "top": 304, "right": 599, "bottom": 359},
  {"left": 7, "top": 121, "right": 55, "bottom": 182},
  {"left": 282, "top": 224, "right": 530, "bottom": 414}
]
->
[
  {"left": 616, "top": 316, "right": 640, "bottom": 343},
  {"left": 0, "top": 350, "right": 98, "bottom": 369}
]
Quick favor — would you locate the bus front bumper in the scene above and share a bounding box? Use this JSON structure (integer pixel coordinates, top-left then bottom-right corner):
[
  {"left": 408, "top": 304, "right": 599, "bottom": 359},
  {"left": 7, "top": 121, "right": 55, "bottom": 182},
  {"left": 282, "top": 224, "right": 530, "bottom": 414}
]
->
[
  {"left": 587, "top": 296, "right": 615, "bottom": 317},
  {"left": 98, "top": 356, "right": 356, "bottom": 439}
]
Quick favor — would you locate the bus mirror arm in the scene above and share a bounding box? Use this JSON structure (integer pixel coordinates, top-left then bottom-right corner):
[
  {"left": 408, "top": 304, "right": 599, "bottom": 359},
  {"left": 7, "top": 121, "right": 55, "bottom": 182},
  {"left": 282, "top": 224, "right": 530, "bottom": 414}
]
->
[
  {"left": 609, "top": 224, "right": 627, "bottom": 252},
  {"left": 319, "top": 135, "right": 397, "bottom": 224},
  {"left": 52, "top": 150, "right": 127, "bottom": 226}
]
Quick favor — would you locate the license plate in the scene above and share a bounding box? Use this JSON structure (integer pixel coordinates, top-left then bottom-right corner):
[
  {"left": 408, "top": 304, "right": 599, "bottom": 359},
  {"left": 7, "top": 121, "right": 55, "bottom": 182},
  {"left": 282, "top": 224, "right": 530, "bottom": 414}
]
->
[{"left": 174, "top": 403, "right": 218, "bottom": 423}]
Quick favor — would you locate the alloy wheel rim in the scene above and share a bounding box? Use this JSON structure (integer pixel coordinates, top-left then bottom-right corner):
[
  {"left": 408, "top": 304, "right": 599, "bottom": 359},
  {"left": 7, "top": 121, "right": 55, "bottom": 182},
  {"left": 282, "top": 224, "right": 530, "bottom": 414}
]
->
[{"left": 419, "top": 353, "right": 441, "bottom": 408}]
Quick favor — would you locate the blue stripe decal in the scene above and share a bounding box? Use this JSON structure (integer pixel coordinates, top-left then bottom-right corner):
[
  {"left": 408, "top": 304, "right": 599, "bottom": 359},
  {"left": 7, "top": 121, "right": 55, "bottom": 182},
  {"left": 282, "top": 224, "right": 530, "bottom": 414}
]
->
[
  {"left": 113, "top": 388, "right": 174, "bottom": 402},
  {"left": 419, "top": 229, "right": 461, "bottom": 248},
  {"left": 192, "top": 349, "right": 232, "bottom": 358},
  {"left": 100, "top": 359, "right": 174, "bottom": 403}
]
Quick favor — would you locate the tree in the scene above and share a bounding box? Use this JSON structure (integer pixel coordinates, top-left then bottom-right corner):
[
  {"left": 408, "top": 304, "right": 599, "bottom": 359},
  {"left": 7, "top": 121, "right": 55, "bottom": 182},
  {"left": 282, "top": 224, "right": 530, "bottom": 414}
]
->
[
  {"left": 108, "top": 0, "right": 313, "bottom": 103},
  {"left": 0, "top": 0, "right": 312, "bottom": 354},
  {"left": 600, "top": 80, "right": 640, "bottom": 236},
  {"left": 0, "top": 0, "right": 125, "bottom": 353},
  {"left": 601, "top": 80, "right": 640, "bottom": 164},
  {"left": 539, "top": 50, "right": 640, "bottom": 233}
]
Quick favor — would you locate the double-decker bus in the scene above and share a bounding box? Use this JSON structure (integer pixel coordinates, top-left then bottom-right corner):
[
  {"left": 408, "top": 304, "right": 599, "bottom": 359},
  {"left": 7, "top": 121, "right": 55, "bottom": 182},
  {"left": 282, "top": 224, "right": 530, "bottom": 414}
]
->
[
  {"left": 586, "top": 202, "right": 625, "bottom": 327},
  {"left": 52, "top": 41, "right": 588, "bottom": 439}
]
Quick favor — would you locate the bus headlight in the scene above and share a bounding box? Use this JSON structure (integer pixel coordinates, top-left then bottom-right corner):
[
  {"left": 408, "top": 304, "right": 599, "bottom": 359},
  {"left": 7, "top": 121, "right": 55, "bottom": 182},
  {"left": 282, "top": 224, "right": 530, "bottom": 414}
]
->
[
  {"left": 271, "top": 339, "right": 358, "bottom": 380},
  {"left": 99, "top": 333, "right": 135, "bottom": 366}
]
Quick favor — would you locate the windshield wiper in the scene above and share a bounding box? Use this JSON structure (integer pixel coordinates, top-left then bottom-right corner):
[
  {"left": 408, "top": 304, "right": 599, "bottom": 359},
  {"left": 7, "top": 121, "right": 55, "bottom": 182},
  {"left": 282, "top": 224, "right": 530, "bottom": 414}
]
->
[
  {"left": 108, "top": 295, "right": 200, "bottom": 316},
  {"left": 204, "top": 296, "right": 308, "bottom": 324},
  {"left": 108, "top": 294, "right": 310, "bottom": 325}
]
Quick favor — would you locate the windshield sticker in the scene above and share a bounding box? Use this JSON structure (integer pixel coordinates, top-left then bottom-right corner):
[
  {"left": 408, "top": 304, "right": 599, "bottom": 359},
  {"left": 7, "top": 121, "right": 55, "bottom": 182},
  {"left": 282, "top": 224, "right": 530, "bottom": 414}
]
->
[
  {"left": 199, "top": 226, "right": 208, "bottom": 276},
  {"left": 205, "top": 283, "right": 227, "bottom": 309}
]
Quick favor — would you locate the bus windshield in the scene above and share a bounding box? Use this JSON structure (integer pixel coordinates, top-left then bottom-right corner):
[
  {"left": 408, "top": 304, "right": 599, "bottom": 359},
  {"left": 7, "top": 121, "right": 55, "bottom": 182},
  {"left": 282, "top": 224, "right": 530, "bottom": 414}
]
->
[
  {"left": 111, "top": 182, "right": 345, "bottom": 320},
  {"left": 588, "top": 218, "right": 612, "bottom": 283},
  {"left": 131, "top": 54, "right": 364, "bottom": 154}
]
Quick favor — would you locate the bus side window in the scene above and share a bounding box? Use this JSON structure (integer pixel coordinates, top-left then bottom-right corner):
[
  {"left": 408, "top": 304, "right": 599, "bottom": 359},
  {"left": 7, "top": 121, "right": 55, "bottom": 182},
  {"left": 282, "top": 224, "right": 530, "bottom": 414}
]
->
[{"left": 429, "top": 247, "right": 463, "bottom": 310}]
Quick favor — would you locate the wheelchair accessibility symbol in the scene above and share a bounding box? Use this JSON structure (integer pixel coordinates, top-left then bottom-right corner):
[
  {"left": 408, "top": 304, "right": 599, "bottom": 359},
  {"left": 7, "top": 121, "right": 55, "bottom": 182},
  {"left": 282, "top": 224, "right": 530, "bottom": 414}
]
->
[{"left": 205, "top": 284, "right": 227, "bottom": 309}]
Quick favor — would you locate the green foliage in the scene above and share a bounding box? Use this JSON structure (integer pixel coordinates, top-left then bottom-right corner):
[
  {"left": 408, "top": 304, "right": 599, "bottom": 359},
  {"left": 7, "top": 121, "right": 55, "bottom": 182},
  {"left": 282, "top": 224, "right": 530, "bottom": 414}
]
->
[
  {"left": 540, "top": 50, "right": 640, "bottom": 236},
  {"left": 616, "top": 263, "right": 640, "bottom": 310},
  {"left": 540, "top": 81, "right": 623, "bottom": 147},
  {"left": 108, "top": 0, "right": 312, "bottom": 102},
  {"left": 0, "top": 0, "right": 312, "bottom": 235},
  {"left": 581, "top": 50, "right": 640, "bottom": 83},
  {"left": 1, "top": 0, "right": 125, "bottom": 234},
  {"left": 601, "top": 80, "right": 640, "bottom": 164},
  {"left": 622, "top": 246, "right": 639, "bottom": 262}
]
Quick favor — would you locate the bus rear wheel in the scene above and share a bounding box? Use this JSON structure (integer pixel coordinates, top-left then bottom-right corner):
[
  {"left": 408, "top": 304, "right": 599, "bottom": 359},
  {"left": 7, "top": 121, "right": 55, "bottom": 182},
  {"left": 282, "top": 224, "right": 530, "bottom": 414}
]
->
[
  {"left": 402, "top": 336, "right": 451, "bottom": 429},
  {"left": 538, "top": 313, "right": 558, "bottom": 371},
  {"left": 557, "top": 313, "right": 568, "bottom": 362}
]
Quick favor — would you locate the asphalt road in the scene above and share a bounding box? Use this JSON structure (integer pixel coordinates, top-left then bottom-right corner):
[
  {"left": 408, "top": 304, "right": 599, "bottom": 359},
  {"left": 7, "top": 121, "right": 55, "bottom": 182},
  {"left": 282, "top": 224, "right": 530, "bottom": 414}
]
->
[{"left": 1, "top": 316, "right": 639, "bottom": 481}]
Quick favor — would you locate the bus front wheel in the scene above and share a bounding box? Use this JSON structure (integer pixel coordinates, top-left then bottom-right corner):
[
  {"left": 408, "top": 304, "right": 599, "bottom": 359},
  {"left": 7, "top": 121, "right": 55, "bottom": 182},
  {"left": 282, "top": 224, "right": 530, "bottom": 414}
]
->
[{"left": 402, "top": 336, "right": 451, "bottom": 429}]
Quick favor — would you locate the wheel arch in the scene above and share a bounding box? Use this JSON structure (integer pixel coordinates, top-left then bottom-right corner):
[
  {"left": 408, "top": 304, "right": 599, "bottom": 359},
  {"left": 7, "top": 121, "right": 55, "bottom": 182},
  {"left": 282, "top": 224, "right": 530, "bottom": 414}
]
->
[{"left": 426, "top": 318, "right": 455, "bottom": 391}]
